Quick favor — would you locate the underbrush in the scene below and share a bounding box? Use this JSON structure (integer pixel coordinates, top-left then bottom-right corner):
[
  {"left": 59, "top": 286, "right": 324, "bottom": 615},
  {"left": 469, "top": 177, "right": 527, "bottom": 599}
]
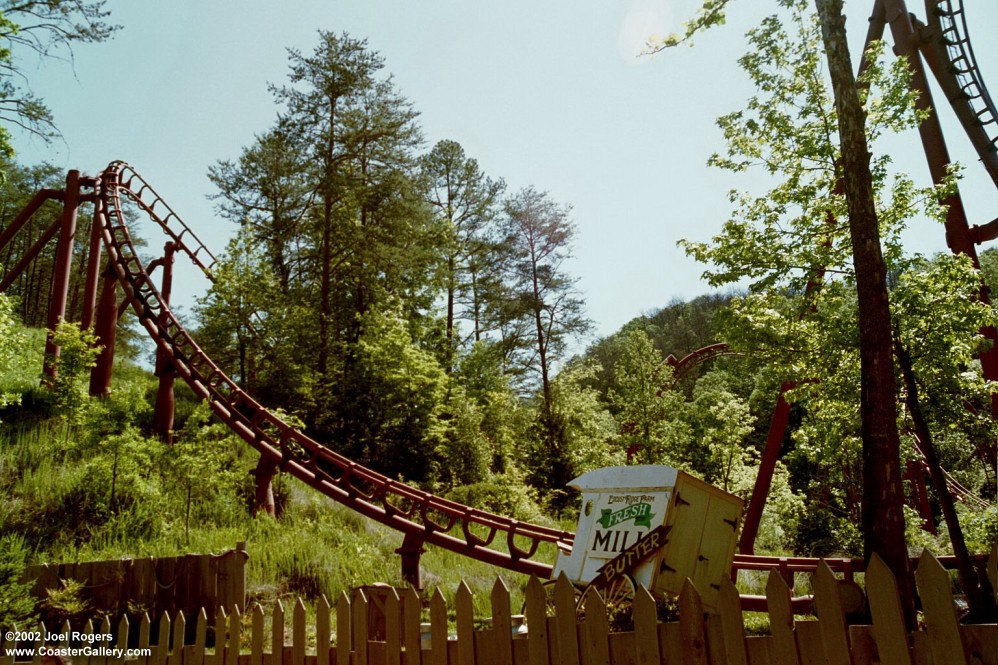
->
[{"left": 0, "top": 335, "right": 556, "bottom": 623}]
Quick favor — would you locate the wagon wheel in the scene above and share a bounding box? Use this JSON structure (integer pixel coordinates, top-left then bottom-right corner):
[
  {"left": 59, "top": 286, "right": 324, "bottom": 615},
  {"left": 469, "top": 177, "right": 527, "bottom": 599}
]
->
[{"left": 577, "top": 574, "right": 637, "bottom": 624}]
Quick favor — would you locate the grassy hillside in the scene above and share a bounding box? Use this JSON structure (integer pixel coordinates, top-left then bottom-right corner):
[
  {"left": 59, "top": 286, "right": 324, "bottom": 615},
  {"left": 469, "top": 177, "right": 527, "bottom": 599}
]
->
[{"left": 0, "top": 325, "right": 560, "bottom": 626}]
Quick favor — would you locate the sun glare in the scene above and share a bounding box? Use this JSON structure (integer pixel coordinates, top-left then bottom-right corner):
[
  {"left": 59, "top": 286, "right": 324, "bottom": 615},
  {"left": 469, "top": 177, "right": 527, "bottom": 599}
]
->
[{"left": 618, "top": 0, "right": 673, "bottom": 65}]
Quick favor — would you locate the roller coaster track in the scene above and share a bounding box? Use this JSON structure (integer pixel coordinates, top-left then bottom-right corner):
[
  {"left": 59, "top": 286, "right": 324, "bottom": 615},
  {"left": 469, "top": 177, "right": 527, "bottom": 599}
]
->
[
  {"left": 923, "top": 0, "right": 998, "bottom": 187},
  {"left": 97, "top": 161, "right": 574, "bottom": 578}
]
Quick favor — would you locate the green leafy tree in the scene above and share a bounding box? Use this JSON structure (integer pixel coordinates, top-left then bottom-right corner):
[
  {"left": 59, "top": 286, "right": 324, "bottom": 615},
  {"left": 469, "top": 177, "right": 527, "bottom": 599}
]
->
[
  {"left": 688, "top": 370, "right": 756, "bottom": 491},
  {"left": 49, "top": 319, "right": 100, "bottom": 425},
  {"left": 666, "top": 0, "right": 963, "bottom": 619},
  {"left": 498, "top": 187, "right": 590, "bottom": 403},
  {"left": 162, "top": 402, "right": 245, "bottom": 541},
  {"left": 609, "top": 329, "right": 688, "bottom": 465},
  {"left": 208, "top": 128, "right": 311, "bottom": 292},
  {"left": 0, "top": 534, "right": 35, "bottom": 627},
  {"left": 454, "top": 340, "right": 531, "bottom": 474},
  {"left": 0, "top": 288, "right": 23, "bottom": 413},
  {"left": 328, "top": 304, "right": 450, "bottom": 484},
  {"left": 549, "top": 361, "right": 622, "bottom": 476},
  {"left": 270, "top": 31, "right": 428, "bottom": 369}
]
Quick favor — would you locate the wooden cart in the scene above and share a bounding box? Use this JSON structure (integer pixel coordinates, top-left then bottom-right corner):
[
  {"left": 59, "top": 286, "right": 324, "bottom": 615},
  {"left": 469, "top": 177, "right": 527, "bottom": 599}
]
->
[{"left": 554, "top": 465, "right": 744, "bottom": 612}]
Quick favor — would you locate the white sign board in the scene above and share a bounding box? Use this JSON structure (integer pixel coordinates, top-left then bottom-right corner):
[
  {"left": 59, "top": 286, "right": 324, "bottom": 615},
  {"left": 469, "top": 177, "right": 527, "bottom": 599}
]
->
[{"left": 553, "top": 465, "right": 677, "bottom": 589}]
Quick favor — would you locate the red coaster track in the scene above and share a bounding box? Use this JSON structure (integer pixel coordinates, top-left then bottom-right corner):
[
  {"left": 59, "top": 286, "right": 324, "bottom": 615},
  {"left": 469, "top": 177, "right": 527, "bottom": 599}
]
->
[
  {"left": 1, "top": 0, "right": 995, "bottom": 608},
  {"left": 94, "top": 160, "right": 574, "bottom": 580}
]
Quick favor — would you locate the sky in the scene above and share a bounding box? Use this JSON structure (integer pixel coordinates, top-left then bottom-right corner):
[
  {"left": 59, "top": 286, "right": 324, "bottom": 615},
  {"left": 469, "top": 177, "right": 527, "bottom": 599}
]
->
[{"left": 10, "top": 0, "right": 998, "bottom": 347}]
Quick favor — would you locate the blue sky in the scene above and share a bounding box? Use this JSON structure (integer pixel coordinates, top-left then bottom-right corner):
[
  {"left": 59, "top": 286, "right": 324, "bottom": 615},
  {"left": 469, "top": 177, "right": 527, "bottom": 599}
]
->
[{"left": 11, "top": 0, "right": 998, "bottom": 345}]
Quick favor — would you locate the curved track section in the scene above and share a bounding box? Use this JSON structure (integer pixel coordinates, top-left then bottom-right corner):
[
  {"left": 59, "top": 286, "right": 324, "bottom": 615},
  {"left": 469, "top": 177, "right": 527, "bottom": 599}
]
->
[
  {"left": 925, "top": 0, "right": 998, "bottom": 186},
  {"left": 97, "top": 161, "right": 573, "bottom": 578}
]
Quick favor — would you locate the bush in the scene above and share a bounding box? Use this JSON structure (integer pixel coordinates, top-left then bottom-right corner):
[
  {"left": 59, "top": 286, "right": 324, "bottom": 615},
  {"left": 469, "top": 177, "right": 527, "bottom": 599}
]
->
[
  {"left": 445, "top": 474, "right": 546, "bottom": 522},
  {"left": 0, "top": 535, "right": 35, "bottom": 627}
]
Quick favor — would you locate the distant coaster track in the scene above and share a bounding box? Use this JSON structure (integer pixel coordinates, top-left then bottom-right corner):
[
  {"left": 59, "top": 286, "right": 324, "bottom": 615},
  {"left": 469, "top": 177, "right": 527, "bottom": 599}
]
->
[
  {"left": 923, "top": 0, "right": 998, "bottom": 187},
  {"left": 98, "top": 161, "right": 574, "bottom": 578}
]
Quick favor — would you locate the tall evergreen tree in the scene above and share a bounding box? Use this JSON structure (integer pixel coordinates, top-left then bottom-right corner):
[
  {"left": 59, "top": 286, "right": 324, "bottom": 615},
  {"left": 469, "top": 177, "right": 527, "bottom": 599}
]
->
[{"left": 420, "top": 140, "right": 505, "bottom": 371}]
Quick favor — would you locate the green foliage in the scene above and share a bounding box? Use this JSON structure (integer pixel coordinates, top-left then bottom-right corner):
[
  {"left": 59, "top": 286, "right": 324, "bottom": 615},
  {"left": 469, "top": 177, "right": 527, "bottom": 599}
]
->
[
  {"left": 39, "top": 578, "right": 92, "bottom": 626},
  {"left": 325, "top": 304, "right": 450, "bottom": 484},
  {"left": 688, "top": 370, "right": 756, "bottom": 491},
  {"left": 647, "top": 0, "right": 733, "bottom": 50},
  {"left": 546, "top": 361, "right": 622, "bottom": 476},
  {"left": 444, "top": 473, "right": 546, "bottom": 522},
  {"left": 609, "top": 329, "right": 686, "bottom": 465},
  {"left": 0, "top": 534, "right": 35, "bottom": 626},
  {"left": 48, "top": 320, "right": 101, "bottom": 425},
  {"left": 0, "top": 290, "right": 24, "bottom": 414}
]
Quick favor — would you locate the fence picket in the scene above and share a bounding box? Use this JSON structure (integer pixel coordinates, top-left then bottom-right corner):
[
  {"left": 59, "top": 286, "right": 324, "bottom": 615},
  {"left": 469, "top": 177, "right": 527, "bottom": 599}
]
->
[
  {"left": 228, "top": 606, "right": 242, "bottom": 665},
  {"left": 353, "top": 588, "right": 370, "bottom": 665},
  {"left": 190, "top": 608, "right": 205, "bottom": 665},
  {"left": 553, "top": 574, "right": 580, "bottom": 665},
  {"left": 583, "top": 590, "right": 610, "bottom": 665},
  {"left": 915, "top": 550, "right": 968, "bottom": 665},
  {"left": 632, "top": 587, "right": 659, "bottom": 665},
  {"left": 705, "top": 613, "right": 725, "bottom": 665},
  {"left": 456, "top": 583, "right": 476, "bottom": 665},
  {"left": 678, "top": 579, "right": 707, "bottom": 665},
  {"left": 293, "top": 598, "right": 307, "bottom": 665},
  {"left": 116, "top": 615, "right": 130, "bottom": 662},
  {"left": 0, "top": 563, "right": 990, "bottom": 665},
  {"left": 98, "top": 615, "right": 112, "bottom": 665},
  {"left": 813, "top": 561, "right": 851, "bottom": 665},
  {"left": 430, "top": 588, "right": 448, "bottom": 665},
  {"left": 793, "top": 621, "right": 823, "bottom": 665},
  {"left": 745, "top": 636, "right": 773, "bottom": 665},
  {"left": 251, "top": 605, "right": 264, "bottom": 665},
  {"left": 524, "top": 577, "right": 549, "bottom": 665},
  {"left": 491, "top": 578, "right": 514, "bottom": 665},
  {"left": 271, "top": 599, "right": 285, "bottom": 665},
  {"left": 402, "top": 587, "right": 422, "bottom": 665},
  {"left": 168, "top": 611, "right": 184, "bottom": 665},
  {"left": 317, "top": 596, "right": 332, "bottom": 665},
  {"left": 153, "top": 612, "right": 170, "bottom": 665},
  {"left": 718, "top": 576, "right": 748, "bottom": 665},
  {"left": 212, "top": 607, "right": 226, "bottom": 665},
  {"left": 385, "top": 589, "right": 402, "bottom": 665},
  {"left": 337, "top": 593, "right": 352, "bottom": 665},
  {"left": 847, "top": 626, "right": 877, "bottom": 665},
  {"left": 765, "top": 570, "right": 799, "bottom": 665},
  {"left": 865, "top": 554, "right": 911, "bottom": 665}
]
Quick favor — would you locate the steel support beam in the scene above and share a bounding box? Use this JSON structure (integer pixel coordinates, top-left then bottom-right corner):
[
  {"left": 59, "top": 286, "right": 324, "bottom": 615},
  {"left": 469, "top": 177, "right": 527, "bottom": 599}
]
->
[
  {"left": 153, "top": 242, "right": 177, "bottom": 443},
  {"left": 80, "top": 194, "right": 104, "bottom": 330},
  {"left": 43, "top": 170, "right": 81, "bottom": 381},
  {"left": 89, "top": 263, "right": 118, "bottom": 396}
]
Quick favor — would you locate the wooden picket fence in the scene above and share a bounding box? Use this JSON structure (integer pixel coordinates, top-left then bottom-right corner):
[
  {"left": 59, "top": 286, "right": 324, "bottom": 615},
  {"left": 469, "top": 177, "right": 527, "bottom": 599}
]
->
[
  {"left": 3, "top": 550, "right": 996, "bottom": 665},
  {"left": 22, "top": 543, "right": 248, "bottom": 619}
]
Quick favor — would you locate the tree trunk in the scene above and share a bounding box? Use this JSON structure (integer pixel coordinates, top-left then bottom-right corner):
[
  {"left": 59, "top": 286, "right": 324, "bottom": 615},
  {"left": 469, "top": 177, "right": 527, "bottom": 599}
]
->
[
  {"left": 814, "top": 0, "right": 915, "bottom": 626},
  {"left": 446, "top": 255, "right": 456, "bottom": 373},
  {"left": 895, "top": 339, "right": 998, "bottom": 621}
]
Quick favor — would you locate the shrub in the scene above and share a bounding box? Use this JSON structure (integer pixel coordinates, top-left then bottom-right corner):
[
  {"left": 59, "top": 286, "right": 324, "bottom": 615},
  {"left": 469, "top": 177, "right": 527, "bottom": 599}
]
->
[{"left": 0, "top": 535, "right": 35, "bottom": 627}]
